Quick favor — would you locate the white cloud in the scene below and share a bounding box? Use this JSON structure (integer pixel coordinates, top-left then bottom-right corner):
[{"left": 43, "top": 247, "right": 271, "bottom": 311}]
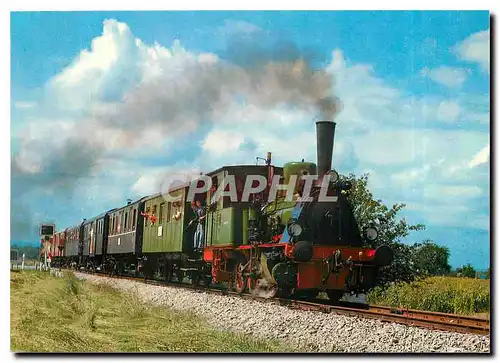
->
[
  {"left": 349, "top": 129, "right": 487, "bottom": 166},
  {"left": 131, "top": 165, "right": 203, "bottom": 196},
  {"left": 465, "top": 112, "right": 489, "bottom": 124},
  {"left": 436, "top": 100, "right": 461, "bottom": 122},
  {"left": 455, "top": 29, "right": 490, "bottom": 72},
  {"left": 48, "top": 19, "right": 138, "bottom": 109},
  {"left": 390, "top": 158, "right": 446, "bottom": 186},
  {"left": 421, "top": 66, "right": 469, "bottom": 88},
  {"left": 423, "top": 185, "right": 482, "bottom": 200},
  {"left": 202, "top": 130, "right": 246, "bottom": 155},
  {"left": 468, "top": 144, "right": 490, "bottom": 168},
  {"left": 321, "top": 48, "right": 489, "bottom": 230},
  {"left": 14, "top": 101, "right": 37, "bottom": 109},
  {"left": 218, "top": 20, "right": 263, "bottom": 36}
]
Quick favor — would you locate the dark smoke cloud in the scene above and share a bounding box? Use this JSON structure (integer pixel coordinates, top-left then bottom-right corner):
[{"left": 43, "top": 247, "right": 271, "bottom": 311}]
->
[
  {"left": 11, "top": 23, "right": 341, "bottom": 240},
  {"left": 96, "top": 34, "right": 340, "bottom": 133},
  {"left": 10, "top": 200, "right": 38, "bottom": 242}
]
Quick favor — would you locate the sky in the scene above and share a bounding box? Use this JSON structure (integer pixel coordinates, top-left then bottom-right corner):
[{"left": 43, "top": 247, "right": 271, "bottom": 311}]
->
[{"left": 10, "top": 11, "right": 490, "bottom": 269}]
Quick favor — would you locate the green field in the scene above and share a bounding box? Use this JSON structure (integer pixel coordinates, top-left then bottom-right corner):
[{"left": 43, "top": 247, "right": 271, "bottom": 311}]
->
[
  {"left": 10, "top": 271, "right": 290, "bottom": 352},
  {"left": 367, "top": 276, "right": 490, "bottom": 316}
]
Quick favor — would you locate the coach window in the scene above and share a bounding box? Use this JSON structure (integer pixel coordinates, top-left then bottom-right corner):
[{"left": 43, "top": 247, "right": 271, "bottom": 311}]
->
[
  {"left": 152, "top": 205, "right": 157, "bottom": 225},
  {"left": 144, "top": 207, "right": 150, "bottom": 227},
  {"left": 159, "top": 202, "right": 165, "bottom": 223},
  {"left": 166, "top": 202, "right": 171, "bottom": 223},
  {"left": 210, "top": 176, "right": 219, "bottom": 202},
  {"left": 132, "top": 209, "right": 137, "bottom": 230},
  {"left": 119, "top": 212, "right": 123, "bottom": 233},
  {"left": 124, "top": 211, "right": 128, "bottom": 232}
]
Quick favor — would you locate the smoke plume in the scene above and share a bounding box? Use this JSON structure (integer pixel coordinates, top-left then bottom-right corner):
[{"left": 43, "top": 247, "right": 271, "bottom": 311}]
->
[{"left": 11, "top": 20, "right": 340, "bottom": 238}]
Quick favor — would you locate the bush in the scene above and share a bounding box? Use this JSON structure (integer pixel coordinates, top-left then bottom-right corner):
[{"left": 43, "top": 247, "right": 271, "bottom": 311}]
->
[{"left": 367, "top": 276, "right": 490, "bottom": 315}]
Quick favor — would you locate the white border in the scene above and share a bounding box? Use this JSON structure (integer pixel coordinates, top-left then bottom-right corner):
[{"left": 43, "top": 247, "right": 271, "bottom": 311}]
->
[{"left": 3, "top": 4, "right": 497, "bottom": 362}]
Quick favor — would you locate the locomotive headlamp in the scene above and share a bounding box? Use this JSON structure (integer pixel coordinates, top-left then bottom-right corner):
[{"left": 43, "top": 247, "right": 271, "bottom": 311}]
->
[
  {"left": 327, "top": 170, "right": 339, "bottom": 183},
  {"left": 364, "top": 226, "right": 378, "bottom": 241},
  {"left": 288, "top": 223, "right": 303, "bottom": 237}
]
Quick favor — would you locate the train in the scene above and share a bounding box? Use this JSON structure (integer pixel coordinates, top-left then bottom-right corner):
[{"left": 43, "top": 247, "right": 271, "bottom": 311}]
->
[{"left": 46, "top": 120, "right": 394, "bottom": 301}]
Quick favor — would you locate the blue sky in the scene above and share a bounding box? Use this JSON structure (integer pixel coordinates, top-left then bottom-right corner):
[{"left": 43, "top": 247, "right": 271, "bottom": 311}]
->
[{"left": 11, "top": 11, "right": 490, "bottom": 269}]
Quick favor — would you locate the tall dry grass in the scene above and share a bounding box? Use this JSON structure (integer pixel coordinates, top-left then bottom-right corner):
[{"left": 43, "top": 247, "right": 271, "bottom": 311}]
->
[
  {"left": 11, "top": 271, "right": 290, "bottom": 352},
  {"left": 367, "top": 276, "right": 490, "bottom": 316}
]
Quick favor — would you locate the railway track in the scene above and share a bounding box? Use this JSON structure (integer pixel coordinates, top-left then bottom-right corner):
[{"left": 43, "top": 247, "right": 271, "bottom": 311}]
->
[{"left": 69, "top": 269, "right": 490, "bottom": 336}]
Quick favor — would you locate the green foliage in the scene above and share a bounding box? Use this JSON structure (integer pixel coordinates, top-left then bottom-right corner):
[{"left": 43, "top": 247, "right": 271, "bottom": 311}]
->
[
  {"left": 11, "top": 244, "right": 40, "bottom": 260},
  {"left": 11, "top": 271, "right": 291, "bottom": 353},
  {"left": 343, "top": 173, "right": 462, "bottom": 285},
  {"left": 456, "top": 263, "right": 477, "bottom": 278},
  {"left": 345, "top": 174, "right": 425, "bottom": 247},
  {"left": 412, "top": 240, "right": 451, "bottom": 276},
  {"left": 367, "top": 276, "right": 490, "bottom": 315}
]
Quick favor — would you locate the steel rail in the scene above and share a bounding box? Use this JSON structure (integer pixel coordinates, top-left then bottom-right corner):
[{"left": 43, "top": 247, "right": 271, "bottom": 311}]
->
[{"left": 68, "top": 270, "right": 490, "bottom": 336}]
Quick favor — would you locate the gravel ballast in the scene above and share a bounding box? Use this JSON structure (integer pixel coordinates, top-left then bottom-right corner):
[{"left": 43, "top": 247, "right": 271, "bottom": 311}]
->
[{"left": 75, "top": 273, "right": 490, "bottom": 353}]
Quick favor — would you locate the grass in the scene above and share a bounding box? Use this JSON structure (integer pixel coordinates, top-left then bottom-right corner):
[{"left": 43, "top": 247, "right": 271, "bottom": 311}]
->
[
  {"left": 11, "top": 270, "right": 291, "bottom": 352},
  {"left": 367, "top": 276, "right": 490, "bottom": 316}
]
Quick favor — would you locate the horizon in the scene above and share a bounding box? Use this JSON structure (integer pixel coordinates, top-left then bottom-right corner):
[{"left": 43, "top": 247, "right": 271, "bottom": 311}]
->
[{"left": 8, "top": 238, "right": 488, "bottom": 272}]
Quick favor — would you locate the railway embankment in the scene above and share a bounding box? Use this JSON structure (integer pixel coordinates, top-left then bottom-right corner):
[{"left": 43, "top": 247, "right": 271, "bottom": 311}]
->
[
  {"left": 76, "top": 272, "right": 490, "bottom": 353},
  {"left": 10, "top": 271, "right": 288, "bottom": 352}
]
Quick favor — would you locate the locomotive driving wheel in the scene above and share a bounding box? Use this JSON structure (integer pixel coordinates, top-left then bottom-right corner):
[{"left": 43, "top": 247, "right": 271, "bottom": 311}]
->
[
  {"left": 229, "top": 253, "right": 248, "bottom": 293},
  {"left": 164, "top": 262, "right": 173, "bottom": 282},
  {"left": 190, "top": 271, "right": 201, "bottom": 286},
  {"left": 247, "top": 277, "right": 258, "bottom": 295},
  {"left": 247, "top": 278, "right": 284, "bottom": 298},
  {"left": 234, "top": 262, "right": 247, "bottom": 293}
]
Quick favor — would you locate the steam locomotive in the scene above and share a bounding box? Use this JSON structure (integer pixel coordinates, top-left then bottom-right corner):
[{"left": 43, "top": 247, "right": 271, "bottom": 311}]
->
[{"left": 48, "top": 120, "right": 393, "bottom": 302}]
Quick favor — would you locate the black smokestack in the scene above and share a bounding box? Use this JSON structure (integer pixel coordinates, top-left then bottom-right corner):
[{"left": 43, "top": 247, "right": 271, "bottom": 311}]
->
[{"left": 316, "top": 121, "right": 336, "bottom": 177}]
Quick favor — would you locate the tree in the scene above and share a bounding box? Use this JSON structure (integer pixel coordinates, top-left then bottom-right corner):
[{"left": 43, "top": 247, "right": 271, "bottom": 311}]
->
[
  {"left": 412, "top": 240, "right": 451, "bottom": 276},
  {"left": 343, "top": 173, "right": 425, "bottom": 284},
  {"left": 456, "top": 264, "right": 476, "bottom": 278},
  {"left": 486, "top": 267, "right": 491, "bottom": 279},
  {"left": 11, "top": 244, "right": 40, "bottom": 260}
]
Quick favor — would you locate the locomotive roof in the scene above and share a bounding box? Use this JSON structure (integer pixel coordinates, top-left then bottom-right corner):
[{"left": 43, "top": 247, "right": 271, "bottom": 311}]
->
[
  {"left": 139, "top": 164, "right": 285, "bottom": 202},
  {"left": 107, "top": 196, "right": 149, "bottom": 214},
  {"left": 50, "top": 164, "right": 284, "bottom": 230},
  {"left": 60, "top": 207, "right": 117, "bottom": 231},
  {"left": 206, "top": 164, "right": 283, "bottom": 176},
  {"left": 82, "top": 211, "right": 107, "bottom": 225}
]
